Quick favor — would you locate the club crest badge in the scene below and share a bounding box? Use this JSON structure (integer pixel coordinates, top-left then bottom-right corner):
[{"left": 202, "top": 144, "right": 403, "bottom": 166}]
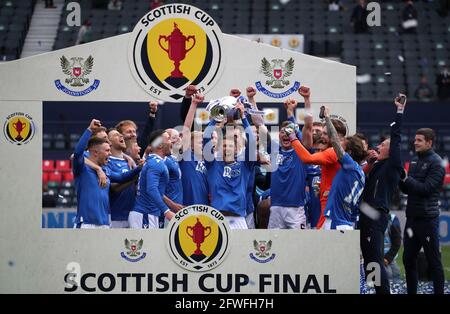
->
[
  {"left": 55, "top": 55, "right": 100, "bottom": 96},
  {"left": 120, "top": 239, "right": 147, "bottom": 262},
  {"left": 256, "top": 57, "right": 300, "bottom": 99},
  {"left": 250, "top": 240, "right": 276, "bottom": 263}
]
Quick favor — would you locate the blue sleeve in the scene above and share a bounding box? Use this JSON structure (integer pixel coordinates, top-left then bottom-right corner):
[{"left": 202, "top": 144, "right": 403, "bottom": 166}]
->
[
  {"left": 287, "top": 115, "right": 303, "bottom": 141},
  {"left": 109, "top": 166, "right": 141, "bottom": 183},
  {"left": 72, "top": 129, "right": 92, "bottom": 176},
  {"left": 339, "top": 153, "right": 355, "bottom": 169},
  {"left": 146, "top": 163, "right": 169, "bottom": 215},
  {"left": 203, "top": 119, "right": 217, "bottom": 166},
  {"left": 242, "top": 117, "right": 257, "bottom": 163}
]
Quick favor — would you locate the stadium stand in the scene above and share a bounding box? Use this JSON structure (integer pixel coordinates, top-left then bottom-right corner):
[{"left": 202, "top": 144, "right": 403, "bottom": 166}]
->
[
  {"left": 0, "top": 0, "right": 36, "bottom": 60},
  {"left": 3, "top": 1, "right": 446, "bottom": 209}
]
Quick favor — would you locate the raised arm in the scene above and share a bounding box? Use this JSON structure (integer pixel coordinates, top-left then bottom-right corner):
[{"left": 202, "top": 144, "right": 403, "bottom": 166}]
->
[
  {"left": 388, "top": 94, "right": 406, "bottom": 170},
  {"left": 235, "top": 101, "right": 257, "bottom": 162},
  {"left": 323, "top": 106, "right": 345, "bottom": 161},
  {"left": 180, "top": 85, "right": 198, "bottom": 130},
  {"left": 284, "top": 97, "right": 302, "bottom": 141},
  {"left": 138, "top": 101, "right": 158, "bottom": 157},
  {"left": 73, "top": 119, "right": 101, "bottom": 175},
  {"left": 203, "top": 119, "right": 218, "bottom": 164},
  {"left": 181, "top": 92, "right": 204, "bottom": 153},
  {"left": 299, "top": 86, "right": 313, "bottom": 149},
  {"left": 246, "top": 86, "right": 264, "bottom": 127}
]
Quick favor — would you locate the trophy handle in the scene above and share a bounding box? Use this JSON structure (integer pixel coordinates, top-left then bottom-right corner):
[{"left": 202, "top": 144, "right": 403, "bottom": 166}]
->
[
  {"left": 186, "top": 226, "right": 194, "bottom": 238},
  {"left": 158, "top": 35, "right": 169, "bottom": 53},
  {"left": 204, "top": 226, "right": 211, "bottom": 239},
  {"left": 185, "top": 35, "right": 196, "bottom": 53}
]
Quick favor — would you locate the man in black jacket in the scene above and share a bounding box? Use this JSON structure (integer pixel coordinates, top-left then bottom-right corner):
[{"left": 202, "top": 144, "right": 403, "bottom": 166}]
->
[
  {"left": 400, "top": 128, "right": 445, "bottom": 294},
  {"left": 360, "top": 95, "right": 406, "bottom": 294}
]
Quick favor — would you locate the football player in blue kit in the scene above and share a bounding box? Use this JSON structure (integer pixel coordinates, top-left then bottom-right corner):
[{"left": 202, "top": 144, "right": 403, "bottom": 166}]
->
[
  {"left": 203, "top": 99, "right": 257, "bottom": 229},
  {"left": 129, "top": 129, "right": 175, "bottom": 228},
  {"left": 73, "top": 119, "right": 141, "bottom": 229}
]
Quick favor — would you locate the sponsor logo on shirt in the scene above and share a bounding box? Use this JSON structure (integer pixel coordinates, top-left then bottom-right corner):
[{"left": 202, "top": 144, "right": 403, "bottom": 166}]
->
[{"left": 223, "top": 165, "right": 241, "bottom": 178}]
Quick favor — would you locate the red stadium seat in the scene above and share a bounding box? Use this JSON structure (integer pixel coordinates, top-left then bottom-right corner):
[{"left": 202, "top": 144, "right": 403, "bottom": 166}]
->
[
  {"left": 43, "top": 160, "right": 54, "bottom": 172},
  {"left": 55, "top": 160, "right": 71, "bottom": 172},
  {"left": 48, "top": 171, "right": 62, "bottom": 184},
  {"left": 63, "top": 172, "right": 74, "bottom": 182},
  {"left": 42, "top": 172, "right": 49, "bottom": 188}
]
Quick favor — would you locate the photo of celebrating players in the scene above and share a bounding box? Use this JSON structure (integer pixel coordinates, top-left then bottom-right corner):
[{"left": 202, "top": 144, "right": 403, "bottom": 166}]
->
[{"left": 1, "top": 0, "right": 447, "bottom": 296}]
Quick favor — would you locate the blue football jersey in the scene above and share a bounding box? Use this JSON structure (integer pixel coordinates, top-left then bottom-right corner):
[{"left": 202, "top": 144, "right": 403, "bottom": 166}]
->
[
  {"left": 326, "top": 153, "right": 365, "bottom": 228},
  {"left": 133, "top": 154, "right": 170, "bottom": 217},
  {"left": 305, "top": 164, "right": 322, "bottom": 228},
  {"left": 179, "top": 151, "right": 209, "bottom": 206},
  {"left": 203, "top": 117, "right": 256, "bottom": 217},
  {"left": 164, "top": 155, "right": 183, "bottom": 204},
  {"left": 107, "top": 156, "right": 136, "bottom": 221},
  {"left": 270, "top": 148, "right": 307, "bottom": 207},
  {"left": 73, "top": 129, "right": 140, "bottom": 226}
]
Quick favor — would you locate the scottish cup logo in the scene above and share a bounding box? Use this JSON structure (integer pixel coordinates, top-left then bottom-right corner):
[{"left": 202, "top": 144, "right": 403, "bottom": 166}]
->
[
  {"left": 55, "top": 55, "right": 100, "bottom": 96},
  {"left": 167, "top": 205, "right": 230, "bottom": 271},
  {"left": 3, "top": 113, "right": 35, "bottom": 145},
  {"left": 128, "top": 4, "right": 224, "bottom": 101}
]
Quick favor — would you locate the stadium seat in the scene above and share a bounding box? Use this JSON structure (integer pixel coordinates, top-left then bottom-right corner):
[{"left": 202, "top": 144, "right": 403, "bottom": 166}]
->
[
  {"left": 55, "top": 160, "right": 71, "bottom": 172},
  {"left": 63, "top": 172, "right": 74, "bottom": 182},
  {"left": 42, "top": 172, "right": 49, "bottom": 188},
  {"left": 48, "top": 171, "right": 63, "bottom": 185},
  {"left": 43, "top": 160, "right": 55, "bottom": 172}
]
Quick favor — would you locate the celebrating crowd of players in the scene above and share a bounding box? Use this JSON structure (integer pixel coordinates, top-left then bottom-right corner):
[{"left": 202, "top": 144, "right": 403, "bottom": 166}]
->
[{"left": 72, "top": 84, "right": 446, "bottom": 294}]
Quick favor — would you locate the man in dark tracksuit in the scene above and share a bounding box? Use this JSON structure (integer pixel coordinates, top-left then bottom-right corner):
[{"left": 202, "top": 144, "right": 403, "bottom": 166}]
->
[
  {"left": 399, "top": 128, "right": 445, "bottom": 294},
  {"left": 360, "top": 97, "right": 406, "bottom": 294}
]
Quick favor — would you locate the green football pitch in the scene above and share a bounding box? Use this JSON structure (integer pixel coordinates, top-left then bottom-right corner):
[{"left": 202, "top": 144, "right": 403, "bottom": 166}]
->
[{"left": 397, "top": 245, "right": 450, "bottom": 280}]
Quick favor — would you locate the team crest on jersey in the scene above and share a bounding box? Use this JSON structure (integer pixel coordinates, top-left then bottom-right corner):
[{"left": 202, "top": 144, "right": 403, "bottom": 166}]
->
[
  {"left": 167, "top": 205, "right": 230, "bottom": 272},
  {"left": 255, "top": 57, "right": 300, "bottom": 99},
  {"left": 195, "top": 161, "right": 207, "bottom": 174},
  {"left": 55, "top": 55, "right": 100, "bottom": 96},
  {"left": 223, "top": 165, "right": 241, "bottom": 178},
  {"left": 3, "top": 112, "right": 35, "bottom": 145},
  {"left": 250, "top": 240, "right": 276, "bottom": 263},
  {"left": 128, "top": 4, "right": 224, "bottom": 101},
  {"left": 276, "top": 154, "right": 293, "bottom": 166},
  {"left": 120, "top": 239, "right": 147, "bottom": 262}
]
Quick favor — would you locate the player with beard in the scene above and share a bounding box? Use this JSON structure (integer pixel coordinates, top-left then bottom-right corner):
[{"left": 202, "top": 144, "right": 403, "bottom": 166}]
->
[
  {"left": 129, "top": 130, "right": 175, "bottom": 228},
  {"left": 106, "top": 129, "right": 142, "bottom": 228},
  {"left": 73, "top": 120, "right": 141, "bottom": 229}
]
